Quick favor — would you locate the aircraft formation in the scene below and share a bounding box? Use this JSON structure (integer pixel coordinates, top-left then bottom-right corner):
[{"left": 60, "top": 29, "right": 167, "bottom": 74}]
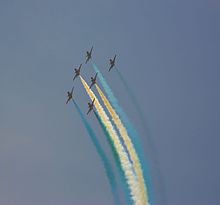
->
[
  {"left": 66, "top": 46, "right": 117, "bottom": 115},
  {"left": 65, "top": 48, "right": 152, "bottom": 205}
]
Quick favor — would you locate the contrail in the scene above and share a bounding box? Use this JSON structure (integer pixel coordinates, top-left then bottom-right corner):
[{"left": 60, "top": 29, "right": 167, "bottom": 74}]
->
[
  {"left": 72, "top": 100, "right": 120, "bottom": 205},
  {"left": 92, "top": 63, "right": 154, "bottom": 204},
  {"left": 95, "top": 84, "right": 149, "bottom": 205},
  {"left": 79, "top": 76, "right": 142, "bottom": 205},
  {"left": 94, "top": 111, "right": 132, "bottom": 205}
]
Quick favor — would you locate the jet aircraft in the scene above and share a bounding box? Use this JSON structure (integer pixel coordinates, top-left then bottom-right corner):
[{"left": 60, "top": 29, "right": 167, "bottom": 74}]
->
[
  {"left": 109, "top": 55, "right": 116, "bottom": 71},
  {"left": 73, "top": 64, "right": 82, "bottom": 81},
  {"left": 89, "top": 73, "right": 98, "bottom": 89},
  {"left": 87, "top": 98, "right": 95, "bottom": 115},
  {"left": 66, "top": 87, "right": 74, "bottom": 104},
  {"left": 85, "top": 46, "right": 93, "bottom": 64}
]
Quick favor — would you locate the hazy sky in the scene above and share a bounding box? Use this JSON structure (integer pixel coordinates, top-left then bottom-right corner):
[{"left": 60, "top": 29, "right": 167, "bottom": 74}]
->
[{"left": 0, "top": 0, "right": 220, "bottom": 205}]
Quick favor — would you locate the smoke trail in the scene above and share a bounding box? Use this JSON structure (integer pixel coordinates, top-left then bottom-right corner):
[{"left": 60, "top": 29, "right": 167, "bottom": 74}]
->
[
  {"left": 92, "top": 63, "right": 143, "bottom": 156},
  {"left": 94, "top": 111, "right": 132, "bottom": 205},
  {"left": 116, "top": 69, "right": 147, "bottom": 130},
  {"left": 116, "top": 68, "right": 167, "bottom": 205},
  {"left": 72, "top": 100, "right": 120, "bottom": 205},
  {"left": 92, "top": 63, "right": 154, "bottom": 204},
  {"left": 79, "top": 76, "right": 142, "bottom": 205},
  {"left": 95, "top": 84, "right": 149, "bottom": 205},
  {"left": 92, "top": 63, "right": 145, "bottom": 159}
]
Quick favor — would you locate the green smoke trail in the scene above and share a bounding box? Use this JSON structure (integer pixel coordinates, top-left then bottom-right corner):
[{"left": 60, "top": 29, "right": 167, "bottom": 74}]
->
[
  {"left": 94, "top": 111, "right": 132, "bottom": 205},
  {"left": 72, "top": 100, "right": 121, "bottom": 205},
  {"left": 92, "top": 62, "right": 154, "bottom": 204},
  {"left": 80, "top": 76, "right": 141, "bottom": 204}
]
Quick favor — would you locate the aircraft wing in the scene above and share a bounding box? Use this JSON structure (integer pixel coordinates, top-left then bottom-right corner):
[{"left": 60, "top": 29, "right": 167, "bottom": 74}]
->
[
  {"left": 89, "top": 82, "right": 94, "bottom": 89},
  {"left": 90, "top": 46, "right": 93, "bottom": 54},
  {"left": 85, "top": 57, "right": 89, "bottom": 64},
  {"left": 87, "top": 108, "right": 92, "bottom": 115},
  {"left": 109, "top": 65, "right": 113, "bottom": 72},
  {"left": 94, "top": 73, "right": 98, "bottom": 80},
  {"left": 73, "top": 74, "right": 77, "bottom": 81},
  {"left": 113, "top": 55, "right": 116, "bottom": 62},
  {"left": 92, "top": 98, "right": 95, "bottom": 105},
  {"left": 66, "top": 97, "right": 70, "bottom": 104},
  {"left": 79, "top": 64, "right": 82, "bottom": 71}
]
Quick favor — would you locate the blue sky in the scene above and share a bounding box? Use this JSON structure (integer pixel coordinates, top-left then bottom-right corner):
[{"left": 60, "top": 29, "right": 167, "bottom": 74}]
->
[{"left": 0, "top": 0, "right": 220, "bottom": 205}]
